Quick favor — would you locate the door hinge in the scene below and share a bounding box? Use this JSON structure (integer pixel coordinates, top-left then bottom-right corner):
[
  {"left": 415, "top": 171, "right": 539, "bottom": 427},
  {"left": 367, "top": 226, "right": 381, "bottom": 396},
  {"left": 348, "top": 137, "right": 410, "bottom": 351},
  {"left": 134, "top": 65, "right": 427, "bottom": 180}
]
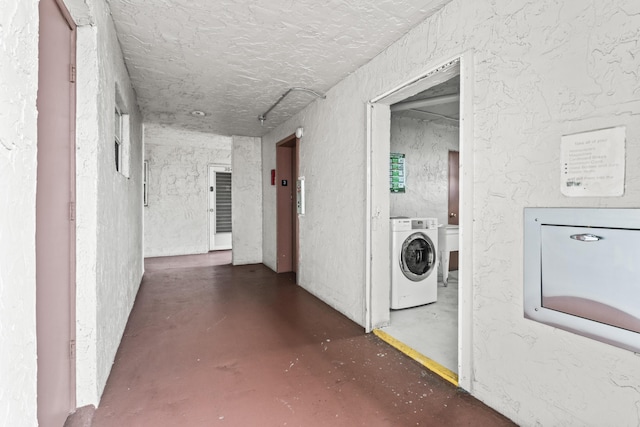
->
[
  {"left": 69, "top": 339, "right": 76, "bottom": 359},
  {"left": 70, "top": 65, "right": 76, "bottom": 83},
  {"left": 69, "top": 201, "right": 75, "bottom": 221}
]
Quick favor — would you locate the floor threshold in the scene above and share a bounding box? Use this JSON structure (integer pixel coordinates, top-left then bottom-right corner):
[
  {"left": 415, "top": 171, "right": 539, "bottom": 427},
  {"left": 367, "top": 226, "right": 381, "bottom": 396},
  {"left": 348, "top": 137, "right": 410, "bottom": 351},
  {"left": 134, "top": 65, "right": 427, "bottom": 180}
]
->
[{"left": 373, "top": 328, "right": 458, "bottom": 386}]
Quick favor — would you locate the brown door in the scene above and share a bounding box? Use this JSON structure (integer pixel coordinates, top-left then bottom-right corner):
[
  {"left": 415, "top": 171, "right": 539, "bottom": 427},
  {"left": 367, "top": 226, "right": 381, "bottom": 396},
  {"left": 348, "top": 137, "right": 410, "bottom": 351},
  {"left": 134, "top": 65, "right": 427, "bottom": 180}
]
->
[
  {"left": 448, "top": 151, "right": 459, "bottom": 270},
  {"left": 36, "top": 0, "right": 77, "bottom": 424},
  {"left": 276, "top": 135, "right": 299, "bottom": 274}
]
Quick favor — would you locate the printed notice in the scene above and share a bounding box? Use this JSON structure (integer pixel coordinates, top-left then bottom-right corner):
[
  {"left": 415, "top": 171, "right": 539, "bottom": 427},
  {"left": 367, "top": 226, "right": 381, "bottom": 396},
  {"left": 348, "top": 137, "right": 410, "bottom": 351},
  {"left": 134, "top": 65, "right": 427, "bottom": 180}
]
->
[
  {"left": 561, "top": 127, "right": 625, "bottom": 197},
  {"left": 390, "top": 153, "right": 406, "bottom": 193}
]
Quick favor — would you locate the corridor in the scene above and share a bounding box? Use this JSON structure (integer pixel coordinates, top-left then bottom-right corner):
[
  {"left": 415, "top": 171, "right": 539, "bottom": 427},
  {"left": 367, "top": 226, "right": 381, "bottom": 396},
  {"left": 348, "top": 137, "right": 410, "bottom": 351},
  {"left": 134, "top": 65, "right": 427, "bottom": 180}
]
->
[{"left": 88, "top": 252, "right": 514, "bottom": 426}]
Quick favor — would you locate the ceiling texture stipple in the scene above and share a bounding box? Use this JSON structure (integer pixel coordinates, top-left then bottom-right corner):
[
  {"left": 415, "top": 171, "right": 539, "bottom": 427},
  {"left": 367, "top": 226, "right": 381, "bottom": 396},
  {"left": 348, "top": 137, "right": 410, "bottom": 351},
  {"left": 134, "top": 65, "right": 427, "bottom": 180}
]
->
[{"left": 105, "top": 0, "right": 453, "bottom": 136}]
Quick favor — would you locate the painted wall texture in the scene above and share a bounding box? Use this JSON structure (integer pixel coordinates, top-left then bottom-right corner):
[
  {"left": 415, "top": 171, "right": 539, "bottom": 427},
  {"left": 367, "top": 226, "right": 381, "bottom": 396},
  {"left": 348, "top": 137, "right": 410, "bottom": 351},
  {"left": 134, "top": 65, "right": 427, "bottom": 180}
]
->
[
  {"left": 144, "top": 123, "right": 231, "bottom": 258},
  {"left": 262, "top": 98, "right": 368, "bottom": 320},
  {"left": 263, "top": 1, "right": 640, "bottom": 425},
  {"left": 0, "top": 1, "right": 39, "bottom": 424},
  {"left": 73, "top": 0, "right": 144, "bottom": 406},
  {"left": 389, "top": 115, "right": 459, "bottom": 224},
  {"left": 231, "top": 136, "right": 263, "bottom": 265}
]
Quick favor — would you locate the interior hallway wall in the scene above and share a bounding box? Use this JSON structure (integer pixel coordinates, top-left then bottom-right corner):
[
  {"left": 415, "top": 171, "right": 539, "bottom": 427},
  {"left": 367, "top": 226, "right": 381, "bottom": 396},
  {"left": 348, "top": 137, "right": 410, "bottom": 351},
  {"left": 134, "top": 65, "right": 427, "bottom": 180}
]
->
[
  {"left": 143, "top": 123, "right": 231, "bottom": 258},
  {"left": 73, "top": 0, "right": 144, "bottom": 406},
  {"left": 231, "top": 136, "right": 263, "bottom": 265},
  {"left": 0, "top": 0, "right": 40, "bottom": 424},
  {"left": 389, "top": 115, "right": 459, "bottom": 224},
  {"left": 262, "top": 102, "right": 367, "bottom": 322},
  {"left": 262, "top": 1, "right": 640, "bottom": 425}
]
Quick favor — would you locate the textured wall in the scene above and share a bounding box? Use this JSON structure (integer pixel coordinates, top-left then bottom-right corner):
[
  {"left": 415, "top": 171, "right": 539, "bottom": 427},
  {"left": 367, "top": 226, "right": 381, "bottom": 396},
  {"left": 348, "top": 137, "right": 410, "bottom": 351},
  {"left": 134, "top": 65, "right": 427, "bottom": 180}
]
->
[
  {"left": 262, "top": 95, "right": 368, "bottom": 323},
  {"left": 231, "top": 136, "right": 263, "bottom": 265},
  {"left": 144, "top": 123, "right": 231, "bottom": 258},
  {"left": 0, "top": 1, "right": 39, "bottom": 424},
  {"left": 263, "top": 0, "right": 640, "bottom": 425},
  {"left": 389, "top": 116, "right": 459, "bottom": 223},
  {"left": 74, "top": 0, "right": 144, "bottom": 406}
]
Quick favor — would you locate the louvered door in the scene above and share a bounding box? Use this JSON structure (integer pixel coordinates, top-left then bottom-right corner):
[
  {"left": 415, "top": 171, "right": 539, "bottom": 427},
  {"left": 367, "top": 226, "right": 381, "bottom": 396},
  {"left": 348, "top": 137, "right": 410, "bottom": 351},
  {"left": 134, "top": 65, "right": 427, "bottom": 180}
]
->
[{"left": 208, "top": 165, "right": 232, "bottom": 250}]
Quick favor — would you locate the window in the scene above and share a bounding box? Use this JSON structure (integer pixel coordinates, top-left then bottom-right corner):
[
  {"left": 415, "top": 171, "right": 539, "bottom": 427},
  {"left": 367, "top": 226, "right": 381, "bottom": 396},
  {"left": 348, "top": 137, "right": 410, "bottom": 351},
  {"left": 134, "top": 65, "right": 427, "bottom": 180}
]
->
[
  {"left": 114, "top": 85, "right": 131, "bottom": 177},
  {"left": 114, "top": 106, "right": 123, "bottom": 172},
  {"left": 143, "top": 160, "right": 149, "bottom": 206}
]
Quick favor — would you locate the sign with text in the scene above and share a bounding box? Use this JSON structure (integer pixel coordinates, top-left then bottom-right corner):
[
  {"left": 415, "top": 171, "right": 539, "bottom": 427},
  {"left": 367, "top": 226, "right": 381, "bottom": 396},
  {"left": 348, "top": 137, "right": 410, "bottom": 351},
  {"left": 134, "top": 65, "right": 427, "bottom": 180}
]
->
[
  {"left": 561, "top": 127, "right": 625, "bottom": 197},
  {"left": 390, "top": 153, "right": 406, "bottom": 193}
]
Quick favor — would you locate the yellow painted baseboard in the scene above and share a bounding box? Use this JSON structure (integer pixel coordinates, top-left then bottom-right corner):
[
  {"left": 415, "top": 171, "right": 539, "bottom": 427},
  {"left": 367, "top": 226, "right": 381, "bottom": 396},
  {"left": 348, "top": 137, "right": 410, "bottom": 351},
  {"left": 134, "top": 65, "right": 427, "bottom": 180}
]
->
[{"left": 373, "top": 329, "right": 458, "bottom": 386}]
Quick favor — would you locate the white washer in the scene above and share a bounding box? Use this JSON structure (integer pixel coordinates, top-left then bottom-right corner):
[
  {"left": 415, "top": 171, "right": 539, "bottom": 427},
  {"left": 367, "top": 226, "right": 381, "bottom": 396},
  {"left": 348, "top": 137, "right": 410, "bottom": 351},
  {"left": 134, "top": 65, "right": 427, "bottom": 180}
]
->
[{"left": 390, "top": 217, "right": 439, "bottom": 309}]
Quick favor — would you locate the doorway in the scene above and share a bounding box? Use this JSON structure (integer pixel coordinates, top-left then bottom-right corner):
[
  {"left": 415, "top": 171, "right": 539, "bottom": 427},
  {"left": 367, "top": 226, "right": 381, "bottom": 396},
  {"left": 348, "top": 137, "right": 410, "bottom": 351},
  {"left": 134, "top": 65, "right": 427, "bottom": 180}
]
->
[
  {"left": 276, "top": 134, "right": 299, "bottom": 274},
  {"left": 36, "top": 0, "right": 77, "bottom": 424},
  {"left": 208, "top": 165, "right": 233, "bottom": 251},
  {"left": 448, "top": 150, "right": 459, "bottom": 270},
  {"left": 365, "top": 53, "right": 474, "bottom": 391},
  {"left": 384, "top": 74, "right": 461, "bottom": 381}
]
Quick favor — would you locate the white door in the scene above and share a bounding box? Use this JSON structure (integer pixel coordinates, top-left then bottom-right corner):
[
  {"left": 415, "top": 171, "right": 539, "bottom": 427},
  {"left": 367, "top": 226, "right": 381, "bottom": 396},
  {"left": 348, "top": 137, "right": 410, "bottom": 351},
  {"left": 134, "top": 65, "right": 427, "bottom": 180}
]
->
[{"left": 209, "top": 165, "right": 232, "bottom": 250}]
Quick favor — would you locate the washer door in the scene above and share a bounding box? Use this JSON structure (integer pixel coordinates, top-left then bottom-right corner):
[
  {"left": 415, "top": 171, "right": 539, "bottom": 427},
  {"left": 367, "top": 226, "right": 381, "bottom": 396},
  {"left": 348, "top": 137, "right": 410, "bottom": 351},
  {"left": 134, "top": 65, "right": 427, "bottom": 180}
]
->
[{"left": 400, "top": 232, "right": 436, "bottom": 281}]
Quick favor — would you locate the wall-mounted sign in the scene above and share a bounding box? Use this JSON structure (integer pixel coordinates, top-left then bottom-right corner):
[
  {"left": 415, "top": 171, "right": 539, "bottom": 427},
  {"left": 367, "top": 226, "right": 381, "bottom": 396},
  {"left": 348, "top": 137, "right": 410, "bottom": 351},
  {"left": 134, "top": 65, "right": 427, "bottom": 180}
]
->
[
  {"left": 561, "top": 127, "right": 625, "bottom": 197},
  {"left": 390, "top": 153, "right": 406, "bottom": 193}
]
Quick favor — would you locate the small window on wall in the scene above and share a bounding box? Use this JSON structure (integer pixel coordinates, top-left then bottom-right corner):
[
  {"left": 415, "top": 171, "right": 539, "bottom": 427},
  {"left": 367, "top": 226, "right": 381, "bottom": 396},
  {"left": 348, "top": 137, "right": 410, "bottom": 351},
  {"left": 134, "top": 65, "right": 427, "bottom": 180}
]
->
[
  {"left": 114, "top": 106, "right": 123, "bottom": 172},
  {"left": 143, "top": 160, "right": 149, "bottom": 206},
  {"left": 114, "top": 85, "right": 131, "bottom": 177}
]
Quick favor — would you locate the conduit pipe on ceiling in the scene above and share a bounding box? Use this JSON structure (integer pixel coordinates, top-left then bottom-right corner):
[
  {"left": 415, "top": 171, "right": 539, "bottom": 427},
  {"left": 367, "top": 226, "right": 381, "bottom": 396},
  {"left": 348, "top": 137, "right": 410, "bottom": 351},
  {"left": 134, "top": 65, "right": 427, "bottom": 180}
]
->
[
  {"left": 390, "top": 94, "right": 459, "bottom": 112},
  {"left": 409, "top": 109, "right": 459, "bottom": 123},
  {"left": 258, "top": 87, "right": 326, "bottom": 125}
]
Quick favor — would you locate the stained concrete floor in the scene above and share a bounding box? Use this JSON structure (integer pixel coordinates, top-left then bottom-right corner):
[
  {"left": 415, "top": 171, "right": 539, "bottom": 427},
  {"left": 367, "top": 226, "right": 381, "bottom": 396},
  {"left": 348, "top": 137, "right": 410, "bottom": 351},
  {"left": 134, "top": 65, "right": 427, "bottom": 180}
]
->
[
  {"left": 383, "top": 272, "right": 459, "bottom": 373},
  {"left": 90, "top": 252, "right": 515, "bottom": 426}
]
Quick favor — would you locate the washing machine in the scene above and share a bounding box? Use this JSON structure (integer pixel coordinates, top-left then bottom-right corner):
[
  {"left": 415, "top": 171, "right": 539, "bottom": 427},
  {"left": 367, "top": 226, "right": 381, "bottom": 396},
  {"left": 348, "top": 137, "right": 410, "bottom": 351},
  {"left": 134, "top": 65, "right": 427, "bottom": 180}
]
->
[{"left": 390, "top": 217, "right": 439, "bottom": 309}]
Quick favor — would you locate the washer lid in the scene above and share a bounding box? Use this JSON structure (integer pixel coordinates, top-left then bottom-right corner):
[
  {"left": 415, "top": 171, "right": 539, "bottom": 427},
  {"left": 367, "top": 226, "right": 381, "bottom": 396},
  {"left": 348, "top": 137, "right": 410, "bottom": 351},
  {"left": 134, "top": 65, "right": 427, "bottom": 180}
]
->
[{"left": 400, "top": 232, "right": 436, "bottom": 281}]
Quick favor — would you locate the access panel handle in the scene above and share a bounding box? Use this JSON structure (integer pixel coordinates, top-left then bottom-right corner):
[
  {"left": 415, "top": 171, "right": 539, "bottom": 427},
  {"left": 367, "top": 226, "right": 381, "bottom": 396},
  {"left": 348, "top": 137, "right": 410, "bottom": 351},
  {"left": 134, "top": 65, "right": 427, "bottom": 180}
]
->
[{"left": 570, "top": 233, "right": 602, "bottom": 242}]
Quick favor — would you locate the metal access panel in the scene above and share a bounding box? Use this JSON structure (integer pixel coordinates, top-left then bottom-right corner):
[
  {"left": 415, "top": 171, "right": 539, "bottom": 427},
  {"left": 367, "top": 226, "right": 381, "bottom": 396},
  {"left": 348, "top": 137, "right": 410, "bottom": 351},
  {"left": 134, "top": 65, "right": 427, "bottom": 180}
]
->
[{"left": 524, "top": 208, "right": 640, "bottom": 353}]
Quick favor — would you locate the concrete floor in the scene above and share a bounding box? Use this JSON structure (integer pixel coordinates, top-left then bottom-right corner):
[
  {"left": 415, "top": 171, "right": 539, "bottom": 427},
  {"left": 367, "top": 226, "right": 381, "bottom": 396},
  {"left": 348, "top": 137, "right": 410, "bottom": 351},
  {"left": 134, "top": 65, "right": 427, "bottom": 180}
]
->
[
  {"left": 382, "top": 272, "right": 458, "bottom": 373},
  {"left": 89, "top": 253, "right": 514, "bottom": 426}
]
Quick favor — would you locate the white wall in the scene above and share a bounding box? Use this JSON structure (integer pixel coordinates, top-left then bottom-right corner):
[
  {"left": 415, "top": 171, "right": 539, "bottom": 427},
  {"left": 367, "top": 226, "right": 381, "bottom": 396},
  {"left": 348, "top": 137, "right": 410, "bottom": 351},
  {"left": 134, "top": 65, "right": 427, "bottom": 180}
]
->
[
  {"left": 262, "top": 99, "right": 368, "bottom": 323},
  {"left": 231, "top": 136, "right": 263, "bottom": 265},
  {"left": 74, "top": 0, "right": 144, "bottom": 406},
  {"left": 144, "top": 123, "right": 231, "bottom": 258},
  {"left": 0, "top": 0, "right": 39, "bottom": 424},
  {"left": 262, "top": 1, "right": 640, "bottom": 425},
  {"left": 389, "top": 115, "right": 459, "bottom": 224}
]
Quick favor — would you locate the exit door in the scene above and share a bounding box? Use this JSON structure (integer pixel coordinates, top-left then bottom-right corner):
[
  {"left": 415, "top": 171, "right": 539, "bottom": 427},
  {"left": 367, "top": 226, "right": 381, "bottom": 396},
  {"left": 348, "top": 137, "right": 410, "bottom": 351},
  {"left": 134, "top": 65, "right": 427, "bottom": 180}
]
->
[{"left": 209, "top": 165, "right": 232, "bottom": 251}]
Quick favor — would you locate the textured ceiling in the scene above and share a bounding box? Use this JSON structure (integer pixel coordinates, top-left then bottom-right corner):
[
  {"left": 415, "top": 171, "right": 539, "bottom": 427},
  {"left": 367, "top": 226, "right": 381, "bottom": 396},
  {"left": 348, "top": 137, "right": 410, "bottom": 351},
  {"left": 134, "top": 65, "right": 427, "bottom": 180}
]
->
[{"left": 105, "top": 0, "right": 453, "bottom": 136}]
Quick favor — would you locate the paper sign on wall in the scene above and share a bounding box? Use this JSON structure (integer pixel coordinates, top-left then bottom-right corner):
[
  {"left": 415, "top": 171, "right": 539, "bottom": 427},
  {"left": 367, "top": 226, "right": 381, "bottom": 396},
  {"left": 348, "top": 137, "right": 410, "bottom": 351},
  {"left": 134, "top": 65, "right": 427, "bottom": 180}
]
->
[
  {"left": 560, "top": 127, "right": 625, "bottom": 197},
  {"left": 390, "top": 153, "right": 406, "bottom": 193}
]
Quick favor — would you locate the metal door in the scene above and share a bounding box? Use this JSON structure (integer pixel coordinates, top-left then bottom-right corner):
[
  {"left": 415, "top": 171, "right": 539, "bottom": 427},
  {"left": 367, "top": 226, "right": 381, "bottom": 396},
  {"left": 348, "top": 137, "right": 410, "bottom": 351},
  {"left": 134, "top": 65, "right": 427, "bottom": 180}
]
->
[{"left": 36, "top": 0, "right": 77, "bottom": 424}]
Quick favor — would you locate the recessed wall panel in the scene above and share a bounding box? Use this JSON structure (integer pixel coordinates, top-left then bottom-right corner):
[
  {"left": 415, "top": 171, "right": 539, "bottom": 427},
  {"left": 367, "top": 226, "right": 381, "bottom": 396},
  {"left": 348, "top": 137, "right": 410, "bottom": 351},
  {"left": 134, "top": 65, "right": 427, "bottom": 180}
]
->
[{"left": 524, "top": 208, "right": 640, "bottom": 352}]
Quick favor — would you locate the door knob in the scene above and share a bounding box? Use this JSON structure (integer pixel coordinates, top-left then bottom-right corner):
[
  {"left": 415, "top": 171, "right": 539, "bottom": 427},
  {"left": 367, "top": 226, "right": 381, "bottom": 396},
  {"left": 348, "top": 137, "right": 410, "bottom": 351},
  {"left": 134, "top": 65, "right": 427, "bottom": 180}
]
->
[{"left": 449, "top": 212, "right": 457, "bottom": 218}]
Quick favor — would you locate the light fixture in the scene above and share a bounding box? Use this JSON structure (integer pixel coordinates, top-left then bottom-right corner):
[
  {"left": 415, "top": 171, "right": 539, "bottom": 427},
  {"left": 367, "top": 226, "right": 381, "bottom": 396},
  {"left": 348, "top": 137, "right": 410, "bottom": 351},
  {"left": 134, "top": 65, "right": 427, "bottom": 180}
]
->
[{"left": 191, "top": 110, "right": 206, "bottom": 117}]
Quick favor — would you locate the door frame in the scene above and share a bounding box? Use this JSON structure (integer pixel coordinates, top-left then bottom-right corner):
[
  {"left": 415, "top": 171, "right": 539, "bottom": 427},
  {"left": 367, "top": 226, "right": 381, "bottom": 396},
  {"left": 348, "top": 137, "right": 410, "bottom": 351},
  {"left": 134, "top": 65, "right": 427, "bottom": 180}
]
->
[
  {"left": 365, "top": 51, "right": 474, "bottom": 392},
  {"left": 276, "top": 134, "right": 300, "bottom": 274},
  {"left": 36, "top": 0, "right": 77, "bottom": 420}
]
